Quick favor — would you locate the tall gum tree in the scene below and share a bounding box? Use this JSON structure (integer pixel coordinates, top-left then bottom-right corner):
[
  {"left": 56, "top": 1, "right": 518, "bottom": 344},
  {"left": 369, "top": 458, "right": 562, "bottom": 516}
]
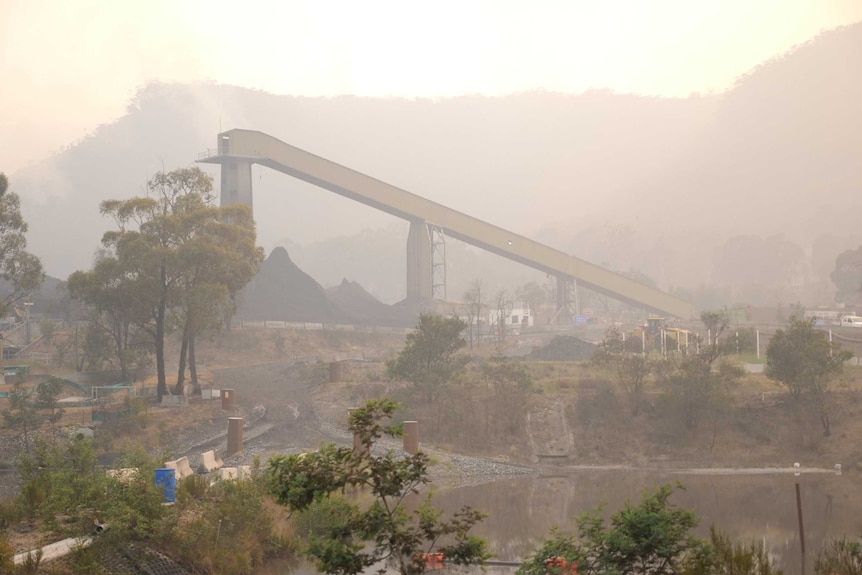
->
[
  {"left": 0, "top": 173, "right": 44, "bottom": 317},
  {"left": 74, "top": 168, "right": 262, "bottom": 398},
  {"left": 172, "top": 201, "right": 263, "bottom": 394}
]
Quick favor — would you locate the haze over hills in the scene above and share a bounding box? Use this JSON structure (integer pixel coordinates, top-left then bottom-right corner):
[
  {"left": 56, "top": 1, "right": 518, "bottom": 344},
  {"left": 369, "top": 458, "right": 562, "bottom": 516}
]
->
[{"left": 11, "top": 23, "right": 862, "bottom": 310}]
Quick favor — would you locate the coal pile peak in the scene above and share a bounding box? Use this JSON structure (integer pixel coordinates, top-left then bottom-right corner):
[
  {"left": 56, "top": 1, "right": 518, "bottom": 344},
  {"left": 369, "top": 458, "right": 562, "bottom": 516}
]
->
[
  {"left": 238, "top": 247, "right": 349, "bottom": 323},
  {"left": 327, "top": 278, "right": 418, "bottom": 327},
  {"left": 530, "top": 335, "right": 597, "bottom": 362}
]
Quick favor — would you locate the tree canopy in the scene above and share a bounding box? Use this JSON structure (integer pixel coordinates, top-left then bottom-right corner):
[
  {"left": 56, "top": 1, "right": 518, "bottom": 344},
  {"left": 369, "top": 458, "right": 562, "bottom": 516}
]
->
[
  {"left": 592, "top": 327, "right": 652, "bottom": 416},
  {"left": 831, "top": 245, "right": 862, "bottom": 304},
  {"left": 267, "top": 399, "right": 490, "bottom": 575},
  {"left": 0, "top": 173, "right": 44, "bottom": 316},
  {"left": 517, "top": 484, "right": 706, "bottom": 575},
  {"left": 766, "top": 316, "right": 852, "bottom": 435},
  {"left": 69, "top": 167, "right": 263, "bottom": 397},
  {"left": 386, "top": 313, "right": 469, "bottom": 401}
]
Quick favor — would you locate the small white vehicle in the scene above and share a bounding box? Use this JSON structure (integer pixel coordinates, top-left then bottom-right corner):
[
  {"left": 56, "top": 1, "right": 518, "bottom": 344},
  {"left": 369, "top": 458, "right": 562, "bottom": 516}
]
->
[{"left": 840, "top": 315, "right": 862, "bottom": 327}]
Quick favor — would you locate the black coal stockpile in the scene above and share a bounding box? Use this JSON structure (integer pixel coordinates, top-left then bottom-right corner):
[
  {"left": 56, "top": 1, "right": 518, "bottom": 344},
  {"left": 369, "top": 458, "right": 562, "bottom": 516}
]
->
[
  {"left": 530, "top": 335, "right": 597, "bottom": 361},
  {"left": 238, "top": 247, "right": 349, "bottom": 323},
  {"left": 326, "top": 279, "right": 417, "bottom": 327}
]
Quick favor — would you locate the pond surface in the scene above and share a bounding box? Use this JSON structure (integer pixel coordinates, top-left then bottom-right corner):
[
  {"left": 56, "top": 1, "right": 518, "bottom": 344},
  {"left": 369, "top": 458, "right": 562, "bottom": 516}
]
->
[
  {"left": 265, "top": 466, "right": 855, "bottom": 575},
  {"left": 431, "top": 466, "right": 854, "bottom": 575}
]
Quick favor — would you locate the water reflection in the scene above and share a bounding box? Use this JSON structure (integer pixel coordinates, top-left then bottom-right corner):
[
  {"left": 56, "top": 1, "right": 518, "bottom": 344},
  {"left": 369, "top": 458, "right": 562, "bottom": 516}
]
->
[
  {"left": 431, "top": 467, "right": 855, "bottom": 575},
  {"left": 261, "top": 468, "right": 854, "bottom": 575}
]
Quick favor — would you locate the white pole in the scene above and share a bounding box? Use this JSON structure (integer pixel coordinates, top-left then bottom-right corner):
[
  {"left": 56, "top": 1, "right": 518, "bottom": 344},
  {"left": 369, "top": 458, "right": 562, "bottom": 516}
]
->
[
  {"left": 756, "top": 330, "right": 760, "bottom": 359},
  {"left": 642, "top": 329, "right": 646, "bottom": 355}
]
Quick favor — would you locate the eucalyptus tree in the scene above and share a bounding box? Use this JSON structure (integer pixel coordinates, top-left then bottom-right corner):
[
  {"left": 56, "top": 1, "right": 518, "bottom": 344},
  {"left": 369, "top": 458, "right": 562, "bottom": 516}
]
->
[
  {"left": 67, "top": 253, "right": 151, "bottom": 381},
  {"left": 172, "top": 201, "right": 262, "bottom": 394},
  {"left": 72, "top": 167, "right": 262, "bottom": 398},
  {"left": 0, "top": 173, "right": 44, "bottom": 316},
  {"left": 386, "top": 313, "right": 469, "bottom": 402},
  {"left": 766, "top": 316, "right": 852, "bottom": 435}
]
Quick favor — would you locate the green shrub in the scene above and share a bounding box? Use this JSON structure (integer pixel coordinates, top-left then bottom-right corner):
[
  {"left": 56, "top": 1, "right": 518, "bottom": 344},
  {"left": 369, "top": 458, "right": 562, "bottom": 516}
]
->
[
  {"left": 815, "top": 537, "right": 862, "bottom": 575},
  {"left": 69, "top": 540, "right": 107, "bottom": 575},
  {"left": 573, "top": 379, "right": 619, "bottom": 430},
  {"left": 177, "top": 474, "right": 211, "bottom": 504},
  {"left": 0, "top": 529, "right": 14, "bottom": 573},
  {"left": 15, "top": 437, "right": 105, "bottom": 533},
  {"left": 703, "top": 525, "right": 782, "bottom": 575},
  {"left": 518, "top": 486, "right": 783, "bottom": 575},
  {"left": 101, "top": 470, "right": 170, "bottom": 542},
  {"left": 14, "top": 548, "right": 42, "bottom": 575},
  {"left": 292, "top": 495, "right": 353, "bottom": 539},
  {"left": 518, "top": 483, "right": 705, "bottom": 575},
  {"left": 167, "top": 479, "right": 288, "bottom": 575},
  {"left": 0, "top": 497, "right": 25, "bottom": 527}
]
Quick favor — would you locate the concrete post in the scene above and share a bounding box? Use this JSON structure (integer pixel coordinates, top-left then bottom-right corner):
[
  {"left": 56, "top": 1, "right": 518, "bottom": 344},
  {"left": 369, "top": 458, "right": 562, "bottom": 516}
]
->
[
  {"left": 403, "top": 421, "right": 419, "bottom": 454},
  {"left": 329, "top": 361, "right": 342, "bottom": 382},
  {"left": 227, "top": 417, "right": 243, "bottom": 457}
]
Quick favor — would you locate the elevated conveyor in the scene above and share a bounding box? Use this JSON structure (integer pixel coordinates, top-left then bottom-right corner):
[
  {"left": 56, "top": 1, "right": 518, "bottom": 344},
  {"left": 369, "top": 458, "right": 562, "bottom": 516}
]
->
[{"left": 199, "top": 129, "right": 695, "bottom": 319}]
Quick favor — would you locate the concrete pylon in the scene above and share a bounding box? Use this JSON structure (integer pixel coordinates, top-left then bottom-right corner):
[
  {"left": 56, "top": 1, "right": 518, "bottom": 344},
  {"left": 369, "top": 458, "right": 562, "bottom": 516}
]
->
[
  {"left": 406, "top": 219, "right": 432, "bottom": 302},
  {"left": 227, "top": 417, "right": 243, "bottom": 457},
  {"left": 219, "top": 157, "right": 253, "bottom": 211}
]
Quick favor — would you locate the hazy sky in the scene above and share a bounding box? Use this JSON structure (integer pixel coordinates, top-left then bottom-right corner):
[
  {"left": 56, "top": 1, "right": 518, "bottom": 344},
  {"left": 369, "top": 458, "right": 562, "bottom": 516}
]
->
[{"left": 2, "top": 0, "right": 861, "bottom": 174}]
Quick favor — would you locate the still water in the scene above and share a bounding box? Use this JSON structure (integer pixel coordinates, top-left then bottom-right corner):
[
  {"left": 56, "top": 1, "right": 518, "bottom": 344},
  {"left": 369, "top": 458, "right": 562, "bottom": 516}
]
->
[{"left": 266, "top": 466, "right": 855, "bottom": 575}]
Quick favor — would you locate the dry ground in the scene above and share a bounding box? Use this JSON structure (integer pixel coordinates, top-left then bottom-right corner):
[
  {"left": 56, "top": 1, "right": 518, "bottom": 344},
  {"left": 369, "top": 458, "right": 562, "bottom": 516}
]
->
[
  {"left": 6, "top": 327, "right": 862, "bottom": 469},
  {"left": 5, "top": 326, "right": 862, "bottom": 556}
]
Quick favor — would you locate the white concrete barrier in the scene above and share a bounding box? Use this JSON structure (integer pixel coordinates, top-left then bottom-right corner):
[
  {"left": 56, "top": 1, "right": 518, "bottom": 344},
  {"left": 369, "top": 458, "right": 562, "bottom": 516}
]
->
[
  {"left": 218, "top": 467, "right": 238, "bottom": 480},
  {"left": 217, "top": 465, "right": 252, "bottom": 481},
  {"left": 164, "top": 456, "right": 194, "bottom": 480},
  {"left": 107, "top": 468, "right": 138, "bottom": 482},
  {"left": 197, "top": 450, "right": 224, "bottom": 474}
]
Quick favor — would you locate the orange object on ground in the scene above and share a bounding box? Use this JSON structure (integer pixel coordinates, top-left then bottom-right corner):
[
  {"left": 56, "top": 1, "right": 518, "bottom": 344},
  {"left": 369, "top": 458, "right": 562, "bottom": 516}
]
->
[
  {"left": 416, "top": 552, "right": 446, "bottom": 569},
  {"left": 545, "top": 556, "right": 578, "bottom": 574}
]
